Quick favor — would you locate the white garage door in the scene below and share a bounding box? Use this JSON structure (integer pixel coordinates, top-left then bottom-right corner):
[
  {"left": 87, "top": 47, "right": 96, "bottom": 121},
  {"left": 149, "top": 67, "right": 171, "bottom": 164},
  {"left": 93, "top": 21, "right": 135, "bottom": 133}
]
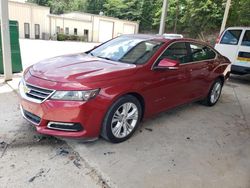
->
[
  {"left": 123, "top": 24, "right": 136, "bottom": 34},
  {"left": 99, "top": 20, "right": 114, "bottom": 43}
]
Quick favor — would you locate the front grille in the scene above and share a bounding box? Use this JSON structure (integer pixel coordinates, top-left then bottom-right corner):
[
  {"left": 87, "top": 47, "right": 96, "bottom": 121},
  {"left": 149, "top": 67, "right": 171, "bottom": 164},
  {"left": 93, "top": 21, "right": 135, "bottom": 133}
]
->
[
  {"left": 23, "top": 109, "right": 41, "bottom": 125},
  {"left": 25, "top": 83, "right": 54, "bottom": 102}
]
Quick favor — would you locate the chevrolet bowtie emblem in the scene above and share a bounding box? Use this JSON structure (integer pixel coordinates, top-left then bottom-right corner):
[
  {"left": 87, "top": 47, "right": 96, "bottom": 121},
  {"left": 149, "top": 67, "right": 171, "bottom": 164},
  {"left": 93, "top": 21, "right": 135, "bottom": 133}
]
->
[{"left": 23, "top": 85, "right": 31, "bottom": 94}]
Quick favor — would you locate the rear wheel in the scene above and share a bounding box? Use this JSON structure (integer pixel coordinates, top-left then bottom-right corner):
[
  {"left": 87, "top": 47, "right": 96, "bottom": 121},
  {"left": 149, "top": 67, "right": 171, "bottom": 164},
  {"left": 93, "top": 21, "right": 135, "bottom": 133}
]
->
[
  {"left": 203, "top": 79, "right": 223, "bottom": 106},
  {"left": 101, "top": 95, "right": 142, "bottom": 143}
]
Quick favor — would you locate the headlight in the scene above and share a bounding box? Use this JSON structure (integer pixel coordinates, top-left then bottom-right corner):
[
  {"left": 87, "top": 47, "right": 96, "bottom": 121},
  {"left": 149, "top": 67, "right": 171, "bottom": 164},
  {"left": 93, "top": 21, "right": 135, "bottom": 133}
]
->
[{"left": 50, "top": 89, "right": 100, "bottom": 101}]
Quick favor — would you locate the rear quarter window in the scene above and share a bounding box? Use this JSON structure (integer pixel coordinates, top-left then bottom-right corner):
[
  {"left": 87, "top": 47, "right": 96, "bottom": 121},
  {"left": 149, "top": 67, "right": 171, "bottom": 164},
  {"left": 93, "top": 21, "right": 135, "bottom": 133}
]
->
[
  {"left": 220, "top": 30, "right": 242, "bottom": 45},
  {"left": 189, "top": 43, "right": 216, "bottom": 62}
]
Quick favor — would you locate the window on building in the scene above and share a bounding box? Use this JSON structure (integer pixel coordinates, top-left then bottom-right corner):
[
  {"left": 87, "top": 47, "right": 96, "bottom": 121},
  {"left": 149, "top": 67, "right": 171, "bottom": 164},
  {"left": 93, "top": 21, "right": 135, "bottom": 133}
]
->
[
  {"left": 24, "top": 23, "right": 30, "bottom": 39},
  {"left": 74, "top": 28, "right": 77, "bottom": 35},
  {"left": 65, "top": 27, "right": 69, "bottom": 35},
  {"left": 84, "top": 29, "right": 89, "bottom": 41},
  {"left": 56, "top": 26, "right": 60, "bottom": 34},
  {"left": 35, "top": 24, "right": 40, "bottom": 39}
]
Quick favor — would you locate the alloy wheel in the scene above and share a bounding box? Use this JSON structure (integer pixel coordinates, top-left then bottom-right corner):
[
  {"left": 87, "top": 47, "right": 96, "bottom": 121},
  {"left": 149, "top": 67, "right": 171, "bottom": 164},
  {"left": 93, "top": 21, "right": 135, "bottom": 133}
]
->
[
  {"left": 210, "top": 81, "right": 222, "bottom": 104},
  {"left": 111, "top": 102, "right": 139, "bottom": 138}
]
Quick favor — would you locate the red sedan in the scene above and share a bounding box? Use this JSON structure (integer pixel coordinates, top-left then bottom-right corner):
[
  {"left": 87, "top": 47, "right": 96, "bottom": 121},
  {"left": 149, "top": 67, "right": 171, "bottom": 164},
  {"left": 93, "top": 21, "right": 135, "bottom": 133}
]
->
[{"left": 19, "top": 35, "right": 231, "bottom": 143}]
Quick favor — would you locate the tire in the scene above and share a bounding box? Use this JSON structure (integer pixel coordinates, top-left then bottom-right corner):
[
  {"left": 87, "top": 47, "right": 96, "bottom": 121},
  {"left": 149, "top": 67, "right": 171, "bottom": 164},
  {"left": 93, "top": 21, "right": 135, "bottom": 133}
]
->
[
  {"left": 101, "top": 95, "right": 142, "bottom": 143},
  {"left": 203, "top": 78, "right": 223, "bottom": 106}
]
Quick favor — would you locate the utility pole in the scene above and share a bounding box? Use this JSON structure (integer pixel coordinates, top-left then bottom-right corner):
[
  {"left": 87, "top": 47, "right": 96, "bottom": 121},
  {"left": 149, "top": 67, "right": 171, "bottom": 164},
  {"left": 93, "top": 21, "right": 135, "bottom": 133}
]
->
[
  {"left": 220, "top": 0, "right": 231, "bottom": 34},
  {"left": 0, "top": 0, "right": 12, "bottom": 81},
  {"left": 159, "top": 0, "right": 168, "bottom": 35}
]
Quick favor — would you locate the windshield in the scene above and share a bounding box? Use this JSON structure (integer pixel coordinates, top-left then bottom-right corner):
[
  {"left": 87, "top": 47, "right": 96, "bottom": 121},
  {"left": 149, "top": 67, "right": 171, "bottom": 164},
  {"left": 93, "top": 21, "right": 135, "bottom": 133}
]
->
[{"left": 89, "top": 36, "right": 163, "bottom": 65}]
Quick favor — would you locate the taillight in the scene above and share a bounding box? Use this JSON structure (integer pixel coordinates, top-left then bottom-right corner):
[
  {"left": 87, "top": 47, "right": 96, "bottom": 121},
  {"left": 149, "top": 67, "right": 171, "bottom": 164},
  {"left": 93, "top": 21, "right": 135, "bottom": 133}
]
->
[
  {"left": 215, "top": 34, "right": 221, "bottom": 44},
  {"left": 215, "top": 30, "right": 224, "bottom": 44}
]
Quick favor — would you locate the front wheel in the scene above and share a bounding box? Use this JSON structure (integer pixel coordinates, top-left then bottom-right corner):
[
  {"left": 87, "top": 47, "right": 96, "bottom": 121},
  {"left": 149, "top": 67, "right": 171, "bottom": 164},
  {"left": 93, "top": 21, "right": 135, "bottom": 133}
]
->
[
  {"left": 101, "top": 95, "right": 142, "bottom": 143},
  {"left": 203, "top": 79, "right": 223, "bottom": 106}
]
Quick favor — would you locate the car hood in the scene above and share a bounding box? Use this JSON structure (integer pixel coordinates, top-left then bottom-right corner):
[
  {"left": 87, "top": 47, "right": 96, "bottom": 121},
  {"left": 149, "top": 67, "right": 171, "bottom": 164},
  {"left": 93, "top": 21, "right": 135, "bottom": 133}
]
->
[{"left": 29, "top": 53, "right": 137, "bottom": 83}]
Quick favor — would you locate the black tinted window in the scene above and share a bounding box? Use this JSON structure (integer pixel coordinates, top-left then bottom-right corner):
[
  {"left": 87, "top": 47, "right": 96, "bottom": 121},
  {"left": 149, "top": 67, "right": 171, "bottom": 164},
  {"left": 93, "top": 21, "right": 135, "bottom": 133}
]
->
[
  {"left": 190, "top": 43, "right": 216, "bottom": 61},
  {"left": 220, "top": 30, "right": 242, "bottom": 45},
  {"left": 159, "top": 42, "right": 190, "bottom": 64},
  {"left": 242, "top": 30, "right": 250, "bottom": 46}
]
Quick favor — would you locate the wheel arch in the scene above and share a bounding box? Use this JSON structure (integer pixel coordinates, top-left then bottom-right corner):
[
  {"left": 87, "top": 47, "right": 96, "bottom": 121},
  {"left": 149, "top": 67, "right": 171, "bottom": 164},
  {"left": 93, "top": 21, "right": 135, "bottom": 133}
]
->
[
  {"left": 217, "top": 75, "right": 225, "bottom": 85},
  {"left": 108, "top": 91, "right": 146, "bottom": 121},
  {"left": 125, "top": 92, "right": 145, "bottom": 121}
]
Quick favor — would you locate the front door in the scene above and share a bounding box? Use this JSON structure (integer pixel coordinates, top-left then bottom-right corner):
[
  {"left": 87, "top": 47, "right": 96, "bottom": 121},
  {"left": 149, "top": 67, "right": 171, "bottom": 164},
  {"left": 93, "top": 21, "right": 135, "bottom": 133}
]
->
[
  {"left": 145, "top": 42, "right": 191, "bottom": 115},
  {"left": 35, "top": 24, "right": 40, "bottom": 39}
]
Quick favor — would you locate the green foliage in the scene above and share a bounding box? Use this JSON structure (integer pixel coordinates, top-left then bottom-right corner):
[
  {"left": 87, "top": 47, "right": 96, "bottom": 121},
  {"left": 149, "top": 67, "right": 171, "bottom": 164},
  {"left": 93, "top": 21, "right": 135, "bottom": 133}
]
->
[
  {"left": 227, "top": 0, "right": 250, "bottom": 26},
  {"left": 27, "top": 0, "right": 50, "bottom": 6},
  {"left": 85, "top": 0, "right": 106, "bottom": 14},
  {"left": 29, "top": 0, "right": 250, "bottom": 37},
  {"left": 57, "top": 33, "right": 68, "bottom": 41},
  {"left": 179, "top": 0, "right": 224, "bottom": 37},
  {"left": 57, "top": 33, "right": 87, "bottom": 41}
]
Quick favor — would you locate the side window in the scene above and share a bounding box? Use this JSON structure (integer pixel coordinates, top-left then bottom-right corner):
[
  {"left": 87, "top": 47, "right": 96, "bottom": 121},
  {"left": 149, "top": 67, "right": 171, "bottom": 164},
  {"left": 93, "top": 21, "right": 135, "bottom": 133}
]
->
[
  {"left": 220, "top": 30, "right": 242, "bottom": 45},
  {"left": 56, "top": 26, "right": 60, "bottom": 34},
  {"left": 158, "top": 42, "right": 190, "bottom": 64},
  {"left": 241, "top": 30, "right": 250, "bottom": 46},
  {"left": 189, "top": 43, "right": 216, "bottom": 61}
]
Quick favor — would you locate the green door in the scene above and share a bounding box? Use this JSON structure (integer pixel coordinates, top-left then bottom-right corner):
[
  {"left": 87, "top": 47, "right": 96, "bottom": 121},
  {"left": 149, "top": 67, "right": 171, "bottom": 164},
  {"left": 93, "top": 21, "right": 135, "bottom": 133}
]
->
[{"left": 0, "top": 20, "right": 23, "bottom": 74}]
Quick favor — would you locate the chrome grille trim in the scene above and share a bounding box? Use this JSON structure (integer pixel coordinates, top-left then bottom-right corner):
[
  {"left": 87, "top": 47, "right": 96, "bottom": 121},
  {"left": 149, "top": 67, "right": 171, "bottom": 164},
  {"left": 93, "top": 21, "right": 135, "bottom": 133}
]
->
[{"left": 19, "top": 79, "right": 56, "bottom": 104}]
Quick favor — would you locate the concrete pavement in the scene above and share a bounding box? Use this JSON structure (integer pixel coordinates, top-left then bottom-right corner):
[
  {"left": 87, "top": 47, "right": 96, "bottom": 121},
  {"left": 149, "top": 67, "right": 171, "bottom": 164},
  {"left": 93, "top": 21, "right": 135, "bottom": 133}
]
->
[
  {"left": 0, "top": 74, "right": 249, "bottom": 188},
  {"left": 68, "top": 75, "right": 250, "bottom": 188},
  {"left": 0, "top": 39, "right": 249, "bottom": 187}
]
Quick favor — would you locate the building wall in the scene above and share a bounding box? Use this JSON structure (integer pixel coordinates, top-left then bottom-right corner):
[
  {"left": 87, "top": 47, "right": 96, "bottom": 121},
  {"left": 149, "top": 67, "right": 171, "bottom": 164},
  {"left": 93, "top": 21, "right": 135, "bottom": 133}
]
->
[
  {"left": 8, "top": 1, "right": 139, "bottom": 42},
  {"left": 8, "top": 1, "right": 50, "bottom": 39},
  {"left": 49, "top": 16, "right": 93, "bottom": 41},
  {"left": 92, "top": 15, "right": 139, "bottom": 42}
]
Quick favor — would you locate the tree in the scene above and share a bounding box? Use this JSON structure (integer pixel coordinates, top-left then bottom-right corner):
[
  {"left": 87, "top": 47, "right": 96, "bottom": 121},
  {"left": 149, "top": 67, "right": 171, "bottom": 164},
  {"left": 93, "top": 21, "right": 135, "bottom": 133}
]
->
[
  {"left": 179, "top": 0, "right": 224, "bottom": 37},
  {"left": 228, "top": 0, "right": 250, "bottom": 26},
  {"left": 27, "top": 0, "right": 49, "bottom": 6},
  {"left": 85, "top": 0, "right": 106, "bottom": 14},
  {"left": 28, "top": 0, "right": 250, "bottom": 37},
  {"left": 140, "top": 0, "right": 161, "bottom": 32},
  {"left": 103, "top": 0, "right": 128, "bottom": 18}
]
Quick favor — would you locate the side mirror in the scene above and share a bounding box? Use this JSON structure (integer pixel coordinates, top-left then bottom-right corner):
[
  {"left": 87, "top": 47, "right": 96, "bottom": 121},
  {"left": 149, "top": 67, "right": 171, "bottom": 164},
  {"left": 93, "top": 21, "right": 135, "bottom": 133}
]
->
[{"left": 154, "top": 58, "right": 180, "bottom": 70}]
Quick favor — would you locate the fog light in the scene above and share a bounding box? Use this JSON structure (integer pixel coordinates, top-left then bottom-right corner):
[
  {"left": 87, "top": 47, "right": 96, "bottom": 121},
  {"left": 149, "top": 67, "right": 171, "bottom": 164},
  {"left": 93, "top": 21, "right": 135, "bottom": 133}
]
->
[{"left": 47, "top": 122, "right": 83, "bottom": 132}]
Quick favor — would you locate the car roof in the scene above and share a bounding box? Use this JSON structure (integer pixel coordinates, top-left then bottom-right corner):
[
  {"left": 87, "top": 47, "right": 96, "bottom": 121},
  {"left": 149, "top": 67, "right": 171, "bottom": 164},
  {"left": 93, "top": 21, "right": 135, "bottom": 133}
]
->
[{"left": 121, "top": 34, "right": 209, "bottom": 46}]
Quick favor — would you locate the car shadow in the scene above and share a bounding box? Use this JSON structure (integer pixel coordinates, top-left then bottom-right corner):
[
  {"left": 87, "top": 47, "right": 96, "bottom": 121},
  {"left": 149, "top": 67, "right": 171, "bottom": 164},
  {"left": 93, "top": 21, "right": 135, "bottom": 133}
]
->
[{"left": 229, "top": 74, "right": 250, "bottom": 86}]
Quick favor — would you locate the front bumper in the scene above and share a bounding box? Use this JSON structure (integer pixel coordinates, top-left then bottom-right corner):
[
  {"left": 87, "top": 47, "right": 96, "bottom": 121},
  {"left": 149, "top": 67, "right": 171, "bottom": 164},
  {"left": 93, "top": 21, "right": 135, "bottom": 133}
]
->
[{"left": 19, "top": 77, "right": 108, "bottom": 138}]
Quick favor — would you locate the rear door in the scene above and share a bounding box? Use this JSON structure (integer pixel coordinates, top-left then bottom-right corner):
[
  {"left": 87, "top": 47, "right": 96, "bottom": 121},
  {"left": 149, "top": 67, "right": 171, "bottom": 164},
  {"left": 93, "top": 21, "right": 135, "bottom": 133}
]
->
[
  {"left": 235, "top": 29, "right": 250, "bottom": 69},
  {"left": 185, "top": 42, "right": 218, "bottom": 98},
  {"left": 215, "top": 29, "right": 242, "bottom": 64}
]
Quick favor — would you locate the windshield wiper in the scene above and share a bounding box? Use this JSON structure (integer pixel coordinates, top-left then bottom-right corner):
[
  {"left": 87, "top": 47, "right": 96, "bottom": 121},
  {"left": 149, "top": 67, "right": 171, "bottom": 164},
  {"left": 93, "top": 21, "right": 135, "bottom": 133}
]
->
[
  {"left": 97, "top": 56, "right": 113, "bottom": 61},
  {"left": 89, "top": 52, "right": 94, "bottom": 56}
]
